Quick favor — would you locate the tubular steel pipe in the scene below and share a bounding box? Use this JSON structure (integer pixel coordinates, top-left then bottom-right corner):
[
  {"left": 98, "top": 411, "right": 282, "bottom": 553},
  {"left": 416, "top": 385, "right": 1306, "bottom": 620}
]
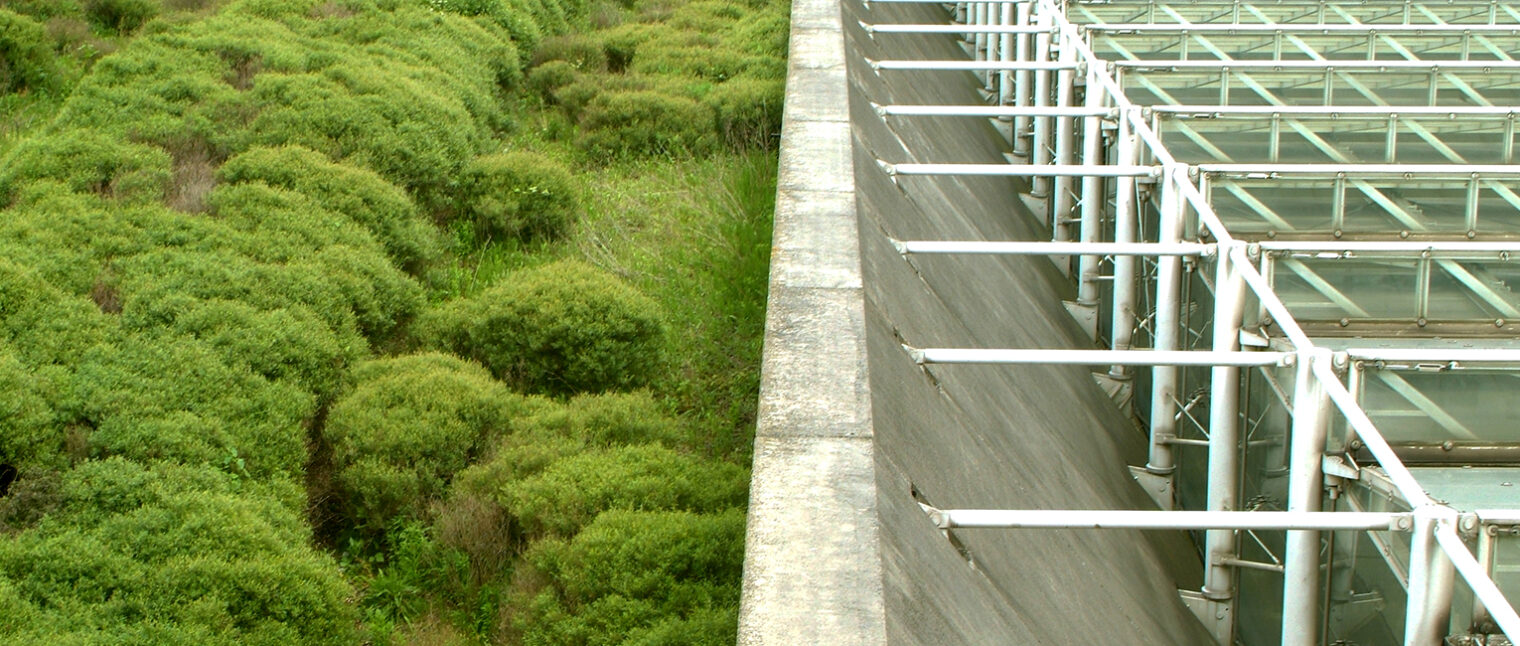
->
[
  {"left": 872, "top": 59, "right": 1079, "bottom": 71},
  {"left": 925, "top": 508, "right": 1410, "bottom": 531},
  {"left": 861, "top": 23, "right": 1052, "bottom": 34},
  {"left": 884, "top": 163, "right": 1156, "bottom": 177},
  {"left": 1204, "top": 242, "right": 1249, "bottom": 602},
  {"left": 998, "top": 3, "right": 1014, "bottom": 110},
  {"left": 1147, "top": 166, "right": 1188, "bottom": 477},
  {"left": 1108, "top": 108, "right": 1141, "bottom": 377},
  {"left": 876, "top": 104, "right": 1112, "bottom": 118},
  {"left": 892, "top": 240, "right": 1211, "bottom": 256},
  {"left": 1075, "top": 63, "right": 1107, "bottom": 304},
  {"left": 1032, "top": 4, "right": 1054, "bottom": 197},
  {"left": 1282, "top": 350, "right": 1333, "bottom": 646},
  {"left": 1013, "top": 1, "right": 1033, "bottom": 155},
  {"left": 904, "top": 347, "right": 1289, "bottom": 367},
  {"left": 1051, "top": 31, "right": 1079, "bottom": 235},
  {"left": 1436, "top": 526, "right": 1520, "bottom": 640}
]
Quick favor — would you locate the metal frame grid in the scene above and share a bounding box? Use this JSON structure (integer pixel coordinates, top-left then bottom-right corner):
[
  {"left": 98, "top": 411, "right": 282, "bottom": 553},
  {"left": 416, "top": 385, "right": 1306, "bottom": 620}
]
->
[{"left": 859, "top": 0, "right": 1520, "bottom": 643}]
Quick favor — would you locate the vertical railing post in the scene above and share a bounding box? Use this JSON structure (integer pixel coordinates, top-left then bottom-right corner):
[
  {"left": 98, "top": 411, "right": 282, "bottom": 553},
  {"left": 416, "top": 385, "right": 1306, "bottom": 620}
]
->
[
  {"left": 1013, "top": 1, "right": 1033, "bottom": 156},
  {"left": 1108, "top": 106, "right": 1141, "bottom": 377},
  {"left": 1032, "top": 4, "right": 1054, "bottom": 197},
  {"left": 1074, "top": 63, "right": 1106, "bottom": 303},
  {"left": 1404, "top": 508, "right": 1457, "bottom": 646},
  {"left": 1282, "top": 348, "right": 1333, "bottom": 646},
  {"left": 1203, "top": 242, "right": 1249, "bottom": 608},
  {"left": 998, "top": 2, "right": 1015, "bottom": 111},
  {"left": 1146, "top": 164, "right": 1186, "bottom": 480},
  {"left": 1051, "top": 34, "right": 1079, "bottom": 236}
]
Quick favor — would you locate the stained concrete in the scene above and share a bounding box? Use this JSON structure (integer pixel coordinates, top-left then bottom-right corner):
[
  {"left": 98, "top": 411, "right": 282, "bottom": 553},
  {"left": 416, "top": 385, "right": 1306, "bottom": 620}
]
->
[{"left": 738, "top": 0, "right": 1217, "bottom": 642}]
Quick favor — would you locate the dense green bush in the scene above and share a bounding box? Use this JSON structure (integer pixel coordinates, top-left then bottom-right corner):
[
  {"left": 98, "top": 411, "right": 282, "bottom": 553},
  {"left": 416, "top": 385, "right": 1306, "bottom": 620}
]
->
[
  {"left": 512, "top": 509, "right": 745, "bottom": 645},
  {"left": 0, "top": 9, "right": 60, "bottom": 94},
  {"left": 218, "top": 145, "right": 440, "bottom": 273},
  {"left": 323, "top": 353, "right": 524, "bottom": 529},
  {"left": 0, "top": 459, "right": 358, "bottom": 645},
  {"left": 422, "top": 260, "right": 665, "bottom": 394},
  {"left": 707, "top": 77, "right": 783, "bottom": 149},
  {"left": 527, "top": 59, "right": 577, "bottom": 100},
  {"left": 84, "top": 0, "right": 161, "bottom": 34},
  {"left": 531, "top": 33, "right": 606, "bottom": 70},
  {"left": 499, "top": 444, "right": 748, "bottom": 537},
  {"left": 457, "top": 151, "right": 579, "bottom": 242},
  {"left": 577, "top": 90, "right": 716, "bottom": 159},
  {"left": 0, "top": 351, "right": 60, "bottom": 473},
  {"left": 0, "top": 129, "right": 172, "bottom": 205}
]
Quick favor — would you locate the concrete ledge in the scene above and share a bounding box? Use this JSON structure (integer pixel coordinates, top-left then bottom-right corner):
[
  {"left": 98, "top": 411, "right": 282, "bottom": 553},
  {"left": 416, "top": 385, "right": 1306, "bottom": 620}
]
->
[{"left": 737, "top": 0, "right": 884, "bottom": 640}]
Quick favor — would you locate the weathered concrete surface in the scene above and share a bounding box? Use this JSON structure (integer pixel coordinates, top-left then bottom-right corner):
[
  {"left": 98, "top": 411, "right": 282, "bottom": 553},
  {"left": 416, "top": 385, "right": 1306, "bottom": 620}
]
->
[
  {"left": 739, "top": 0, "right": 1217, "bottom": 641},
  {"left": 737, "top": 0, "right": 884, "bottom": 640}
]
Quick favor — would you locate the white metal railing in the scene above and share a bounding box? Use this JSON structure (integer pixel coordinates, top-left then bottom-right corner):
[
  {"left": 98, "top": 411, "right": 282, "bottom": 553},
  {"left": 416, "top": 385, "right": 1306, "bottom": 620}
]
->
[{"left": 862, "top": 0, "right": 1520, "bottom": 643}]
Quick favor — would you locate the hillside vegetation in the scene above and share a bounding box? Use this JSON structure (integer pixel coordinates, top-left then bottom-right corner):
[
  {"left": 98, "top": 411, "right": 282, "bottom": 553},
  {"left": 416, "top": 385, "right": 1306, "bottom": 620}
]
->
[{"left": 0, "top": 0, "right": 783, "bottom": 643}]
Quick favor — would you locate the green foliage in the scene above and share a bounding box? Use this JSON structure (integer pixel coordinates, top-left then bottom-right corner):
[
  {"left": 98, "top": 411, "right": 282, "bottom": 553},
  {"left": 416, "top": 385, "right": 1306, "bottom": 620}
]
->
[
  {"left": 358, "top": 520, "right": 470, "bottom": 623},
  {"left": 707, "top": 76, "right": 782, "bottom": 150},
  {"left": 72, "top": 331, "right": 317, "bottom": 478},
  {"left": 0, "top": 9, "right": 60, "bottom": 94},
  {"left": 0, "top": 129, "right": 172, "bottom": 204},
  {"left": 513, "top": 509, "right": 745, "bottom": 645},
  {"left": 0, "top": 350, "right": 60, "bottom": 472},
  {"left": 531, "top": 33, "right": 605, "bottom": 70},
  {"left": 0, "top": 459, "right": 358, "bottom": 645},
  {"left": 84, "top": 0, "right": 161, "bottom": 34},
  {"left": 324, "top": 353, "right": 524, "bottom": 529},
  {"left": 457, "top": 151, "right": 579, "bottom": 242},
  {"left": 577, "top": 90, "right": 716, "bottom": 159},
  {"left": 218, "top": 145, "right": 440, "bottom": 273},
  {"left": 499, "top": 444, "right": 748, "bottom": 537},
  {"left": 422, "top": 260, "right": 665, "bottom": 394},
  {"left": 527, "top": 59, "right": 577, "bottom": 100}
]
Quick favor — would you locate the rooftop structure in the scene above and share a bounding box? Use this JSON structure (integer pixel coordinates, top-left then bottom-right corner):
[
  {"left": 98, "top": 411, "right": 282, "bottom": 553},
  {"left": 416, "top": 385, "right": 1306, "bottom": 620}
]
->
[{"left": 743, "top": 0, "right": 1520, "bottom": 644}]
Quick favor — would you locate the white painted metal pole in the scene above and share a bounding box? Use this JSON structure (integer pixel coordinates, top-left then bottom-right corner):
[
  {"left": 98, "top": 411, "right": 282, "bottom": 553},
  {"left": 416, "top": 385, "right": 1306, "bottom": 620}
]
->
[
  {"left": 1032, "top": 5, "right": 1054, "bottom": 197},
  {"left": 1075, "top": 63, "right": 1105, "bottom": 306},
  {"left": 1404, "top": 510, "right": 1443, "bottom": 646},
  {"left": 1204, "top": 241, "right": 1249, "bottom": 602},
  {"left": 1147, "top": 165, "right": 1186, "bottom": 477},
  {"left": 1108, "top": 107, "right": 1141, "bottom": 378},
  {"left": 892, "top": 240, "right": 1210, "bottom": 256},
  {"left": 926, "top": 508, "right": 1408, "bottom": 531},
  {"left": 1282, "top": 349, "right": 1333, "bottom": 646},
  {"left": 905, "top": 347, "right": 1289, "bottom": 367},
  {"left": 998, "top": 3, "right": 1014, "bottom": 111},
  {"left": 1051, "top": 34, "right": 1078, "bottom": 237},
  {"left": 1013, "top": 1, "right": 1033, "bottom": 155},
  {"left": 973, "top": 1, "right": 988, "bottom": 87},
  {"left": 1436, "top": 526, "right": 1520, "bottom": 640},
  {"left": 884, "top": 163, "right": 1154, "bottom": 177}
]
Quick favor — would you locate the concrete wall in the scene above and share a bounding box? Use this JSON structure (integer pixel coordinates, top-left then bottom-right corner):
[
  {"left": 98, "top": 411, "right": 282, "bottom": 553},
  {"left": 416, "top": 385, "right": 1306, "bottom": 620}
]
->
[{"left": 738, "top": 0, "right": 1216, "bottom": 642}]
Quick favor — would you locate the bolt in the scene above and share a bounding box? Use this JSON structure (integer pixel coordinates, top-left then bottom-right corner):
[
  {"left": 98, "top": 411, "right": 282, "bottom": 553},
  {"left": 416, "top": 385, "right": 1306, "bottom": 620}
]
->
[
  {"left": 1417, "top": 318, "right": 1428, "bottom": 327},
  {"left": 1339, "top": 318, "right": 1351, "bottom": 327},
  {"left": 1498, "top": 319, "right": 1507, "bottom": 328}
]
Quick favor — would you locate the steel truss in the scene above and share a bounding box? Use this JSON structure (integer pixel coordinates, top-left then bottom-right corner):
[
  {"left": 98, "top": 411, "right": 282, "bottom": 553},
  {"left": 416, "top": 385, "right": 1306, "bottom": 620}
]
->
[{"left": 860, "top": 0, "right": 1520, "bottom": 644}]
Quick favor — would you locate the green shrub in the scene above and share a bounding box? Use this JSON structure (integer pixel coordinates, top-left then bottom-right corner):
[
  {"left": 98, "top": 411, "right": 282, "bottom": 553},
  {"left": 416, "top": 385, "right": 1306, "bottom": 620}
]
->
[
  {"left": 218, "top": 145, "right": 440, "bottom": 273},
  {"left": 0, "top": 459, "right": 359, "bottom": 644},
  {"left": 457, "top": 151, "right": 579, "bottom": 242},
  {"left": 499, "top": 444, "right": 748, "bottom": 537},
  {"left": 84, "top": 0, "right": 161, "bottom": 33},
  {"left": 0, "top": 9, "right": 60, "bottom": 94},
  {"left": 323, "top": 353, "right": 523, "bottom": 529},
  {"left": 576, "top": 90, "right": 716, "bottom": 159},
  {"left": 0, "top": 129, "right": 172, "bottom": 205},
  {"left": 0, "top": 351, "right": 60, "bottom": 472},
  {"left": 530, "top": 33, "right": 605, "bottom": 70},
  {"left": 527, "top": 59, "right": 577, "bottom": 100},
  {"left": 72, "top": 333, "right": 317, "bottom": 478},
  {"left": 707, "top": 77, "right": 783, "bottom": 150},
  {"left": 513, "top": 509, "right": 744, "bottom": 645},
  {"left": 422, "top": 260, "right": 665, "bottom": 394}
]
